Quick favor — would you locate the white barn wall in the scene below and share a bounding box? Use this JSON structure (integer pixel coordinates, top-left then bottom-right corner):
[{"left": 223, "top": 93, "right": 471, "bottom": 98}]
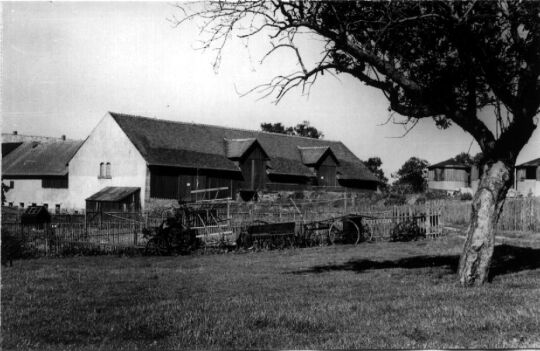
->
[
  {"left": 427, "top": 180, "right": 470, "bottom": 192},
  {"left": 68, "top": 113, "right": 148, "bottom": 210},
  {"left": 2, "top": 179, "right": 71, "bottom": 210},
  {"left": 516, "top": 180, "right": 540, "bottom": 196}
]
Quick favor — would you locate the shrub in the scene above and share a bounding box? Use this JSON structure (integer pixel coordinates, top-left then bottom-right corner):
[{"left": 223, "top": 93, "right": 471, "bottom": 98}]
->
[
  {"left": 390, "top": 220, "right": 425, "bottom": 242},
  {"left": 460, "top": 192, "right": 473, "bottom": 201},
  {"left": 1, "top": 229, "right": 22, "bottom": 266},
  {"left": 425, "top": 190, "right": 449, "bottom": 200},
  {"left": 384, "top": 193, "right": 406, "bottom": 206}
]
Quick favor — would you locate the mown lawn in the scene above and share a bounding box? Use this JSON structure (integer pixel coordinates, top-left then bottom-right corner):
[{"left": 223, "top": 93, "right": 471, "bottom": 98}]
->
[{"left": 2, "top": 236, "right": 540, "bottom": 350}]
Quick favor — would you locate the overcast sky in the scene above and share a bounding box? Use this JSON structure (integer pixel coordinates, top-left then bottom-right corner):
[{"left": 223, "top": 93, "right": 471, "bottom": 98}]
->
[{"left": 2, "top": 2, "right": 539, "bottom": 178}]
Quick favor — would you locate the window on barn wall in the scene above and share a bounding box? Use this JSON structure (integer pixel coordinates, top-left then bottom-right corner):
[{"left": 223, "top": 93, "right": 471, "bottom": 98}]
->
[
  {"left": 106, "top": 163, "right": 111, "bottom": 178},
  {"left": 42, "top": 176, "right": 68, "bottom": 188},
  {"left": 434, "top": 168, "right": 444, "bottom": 181},
  {"left": 99, "top": 162, "right": 105, "bottom": 178},
  {"left": 55, "top": 204, "right": 61, "bottom": 214},
  {"left": 525, "top": 167, "right": 536, "bottom": 179},
  {"left": 9, "top": 181, "right": 14, "bottom": 189}
]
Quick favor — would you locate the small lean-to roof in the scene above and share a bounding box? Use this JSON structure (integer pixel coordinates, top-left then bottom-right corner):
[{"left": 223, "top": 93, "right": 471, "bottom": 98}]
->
[
  {"left": 427, "top": 158, "right": 470, "bottom": 170},
  {"left": 86, "top": 187, "right": 140, "bottom": 202},
  {"left": 517, "top": 157, "right": 540, "bottom": 167},
  {"left": 110, "top": 112, "right": 379, "bottom": 182},
  {"left": 2, "top": 140, "right": 83, "bottom": 177}
]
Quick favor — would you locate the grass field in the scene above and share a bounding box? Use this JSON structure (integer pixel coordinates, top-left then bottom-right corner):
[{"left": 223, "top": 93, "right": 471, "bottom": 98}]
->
[{"left": 2, "top": 235, "right": 540, "bottom": 350}]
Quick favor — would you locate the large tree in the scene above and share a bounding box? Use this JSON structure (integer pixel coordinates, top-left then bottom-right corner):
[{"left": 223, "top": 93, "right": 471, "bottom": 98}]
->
[
  {"left": 395, "top": 157, "right": 429, "bottom": 193},
  {"left": 176, "top": 1, "right": 540, "bottom": 286},
  {"left": 362, "top": 157, "right": 388, "bottom": 186}
]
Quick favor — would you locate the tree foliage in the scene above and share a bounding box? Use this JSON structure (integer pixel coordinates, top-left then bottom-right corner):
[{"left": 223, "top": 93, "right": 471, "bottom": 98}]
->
[
  {"left": 395, "top": 157, "right": 429, "bottom": 193},
  {"left": 1, "top": 183, "right": 9, "bottom": 206},
  {"left": 260, "top": 120, "right": 324, "bottom": 139},
  {"left": 452, "top": 152, "right": 474, "bottom": 166},
  {"left": 362, "top": 157, "right": 388, "bottom": 186},
  {"left": 452, "top": 151, "right": 486, "bottom": 167}
]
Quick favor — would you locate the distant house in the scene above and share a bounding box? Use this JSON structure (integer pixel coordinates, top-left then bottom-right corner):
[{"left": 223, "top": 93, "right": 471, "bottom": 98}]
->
[
  {"left": 2, "top": 140, "right": 83, "bottom": 211},
  {"left": 427, "top": 158, "right": 471, "bottom": 192},
  {"left": 514, "top": 158, "right": 540, "bottom": 196},
  {"left": 69, "top": 112, "right": 379, "bottom": 211}
]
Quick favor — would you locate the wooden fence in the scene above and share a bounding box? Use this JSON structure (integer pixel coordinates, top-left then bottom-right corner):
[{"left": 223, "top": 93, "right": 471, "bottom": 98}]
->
[
  {"left": 2, "top": 221, "right": 148, "bottom": 256},
  {"left": 439, "top": 197, "right": 540, "bottom": 232}
]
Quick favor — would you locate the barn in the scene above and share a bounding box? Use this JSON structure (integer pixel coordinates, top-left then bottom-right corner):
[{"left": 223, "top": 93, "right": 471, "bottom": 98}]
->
[
  {"left": 68, "top": 112, "right": 379, "bottom": 211},
  {"left": 427, "top": 159, "right": 471, "bottom": 192}
]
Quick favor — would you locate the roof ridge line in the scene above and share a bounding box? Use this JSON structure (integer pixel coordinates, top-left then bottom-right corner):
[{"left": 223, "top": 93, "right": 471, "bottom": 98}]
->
[
  {"left": 297, "top": 146, "right": 329, "bottom": 149},
  {"left": 108, "top": 111, "right": 341, "bottom": 143}
]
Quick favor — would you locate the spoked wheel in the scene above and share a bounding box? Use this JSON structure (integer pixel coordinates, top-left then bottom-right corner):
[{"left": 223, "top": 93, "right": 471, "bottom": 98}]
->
[{"left": 329, "top": 219, "right": 361, "bottom": 245}]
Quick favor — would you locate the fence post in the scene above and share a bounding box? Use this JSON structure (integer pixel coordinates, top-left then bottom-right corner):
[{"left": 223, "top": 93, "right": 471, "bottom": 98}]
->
[{"left": 133, "top": 221, "right": 138, "bottom": 246}]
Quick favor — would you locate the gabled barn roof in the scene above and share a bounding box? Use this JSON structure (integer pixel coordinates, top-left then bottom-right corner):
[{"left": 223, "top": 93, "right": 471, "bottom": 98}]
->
[
  {"left": 110, "top": 112, "right": 378, "bottom": 182},
  {"left": 517, "top": 157, "right": 540, "bottom": 167},
  {"left": 2, "top": 140, "right": 83, "bottom": 177},
  {"left": 427, "top": 158, "right": 470, "bottom": 170},
  {"left": 298, "top": 146, "right": 339, "bottom": 166}
]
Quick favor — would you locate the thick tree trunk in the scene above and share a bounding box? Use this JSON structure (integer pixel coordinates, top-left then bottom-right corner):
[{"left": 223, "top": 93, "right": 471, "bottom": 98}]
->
[{"left": 458, "top": 160, "right": 513, "bottom": 286}]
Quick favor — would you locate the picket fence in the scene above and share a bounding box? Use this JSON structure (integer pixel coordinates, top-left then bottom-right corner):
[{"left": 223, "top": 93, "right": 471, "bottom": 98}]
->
[{"left": 2, "top": 221, "right": 149, "bottom": 255}]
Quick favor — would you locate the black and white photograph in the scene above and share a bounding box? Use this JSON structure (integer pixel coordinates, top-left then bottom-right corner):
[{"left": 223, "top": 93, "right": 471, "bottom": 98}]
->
[{"left": 1, "top": 1, "right": 540, "bottom": 349}]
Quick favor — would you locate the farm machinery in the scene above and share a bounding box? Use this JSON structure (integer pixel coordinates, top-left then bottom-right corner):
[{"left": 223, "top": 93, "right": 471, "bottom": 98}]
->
[{"left": 143, "top": 201, "right": 234, "bottom": 254}]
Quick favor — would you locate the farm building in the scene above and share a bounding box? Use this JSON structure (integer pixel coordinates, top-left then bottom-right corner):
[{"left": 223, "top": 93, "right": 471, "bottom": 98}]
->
[
  {"left": 514, "top": 158, "right": 540, "bottom": 196},
  {"left": 2, "top": 131, "right": 69, "bottom": 157},
  {"left": 1, "top": 139, "right": 83, "bottom": 212},
  {"left": 68, "top": 112, "right": 379, "bottom": 211},
  {"left": 427, "top": 158, "right": 471, "bottom": 192}
]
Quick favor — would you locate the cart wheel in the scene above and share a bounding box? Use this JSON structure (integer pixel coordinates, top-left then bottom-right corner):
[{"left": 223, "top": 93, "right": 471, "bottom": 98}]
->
[
  {"left": 343, "top": 218, "right": 361, "bottom": 245},
  {"left": 328, "top": 220, "right": 343, "bottom": 245}
]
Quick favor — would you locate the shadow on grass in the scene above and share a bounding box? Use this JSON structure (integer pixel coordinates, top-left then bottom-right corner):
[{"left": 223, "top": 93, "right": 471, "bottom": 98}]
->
[{"left": 290, "top": 245, "right": 540, "bottom": 280}]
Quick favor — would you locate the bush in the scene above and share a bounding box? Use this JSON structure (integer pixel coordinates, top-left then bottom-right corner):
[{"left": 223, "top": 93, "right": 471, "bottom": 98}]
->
[
  {"left": 460, "top": 192, "right": 473, "bottom": 201},
  {"left": 1, "top": 229, "right": 23, "bottom": 266},
  {"left": 425, "top": 190, "right": 450, "bottom": 200},
  {"left": 390, "top": 220, "right": 426, "bottom": 242},
  {"left": 384, "top": 193, "right": 406, "bottom": 206}
]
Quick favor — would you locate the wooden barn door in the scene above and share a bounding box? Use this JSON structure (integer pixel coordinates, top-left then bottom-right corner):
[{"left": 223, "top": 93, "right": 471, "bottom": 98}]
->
[
  {"left": 317, "top": 155, "right": 337, "bottom": 186},
  {"left": 240, "top": 145, "right": 267, "bottom": 190}
]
